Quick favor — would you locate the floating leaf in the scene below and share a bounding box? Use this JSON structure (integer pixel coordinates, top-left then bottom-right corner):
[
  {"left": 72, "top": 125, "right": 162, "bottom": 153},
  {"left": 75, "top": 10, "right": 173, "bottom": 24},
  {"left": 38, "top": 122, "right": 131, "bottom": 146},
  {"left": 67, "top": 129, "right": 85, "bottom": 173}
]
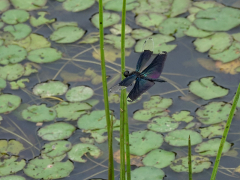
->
[
  {"left": 0, "top": 78, "right": 6, "bottom": 90},
  {"left": 170, "top": 0, "right": 191, "bottom": 17},
  {"left": 41, "top": 153, "right": 66, "bottom": 162},
  {"left": 105, "top": 34, "right": 135, "bottom": 49},
  {"left": 1, "top": 9, "right": 29, "bottom": 24},
  {"left": 0, "top": 156, "right": 26, "bottom": 176},
  {"left": 10, "top": 0, "right": 47, "bottom": 11},
  {"left": 68, "top": 143, "right": 101, "bottom": 162},
  {"left": 0, "top": 94, "right": 21, "bottom": 114},
  {"left": 27, "top": 48, "right": 62, "bottom": 63},
  {"left": 23, "top": 159, "right": 74, "bottom": 179},
  {"left": 133, "top": 109, "right": 168, "bottom": 122},
  {"left": 41, "top": 141, "right": 72, "bottom": 158},
  {"left": 109, "top": 24, "right": 132, "bottom": 35},
  {"left": 131, "top": 29, "right": 153, "bottom": 40},
  {"left": 63, "top": 0, "right": 95, "bottom": 12},
  {"left": 142, "top": 149, "right": 175, "bottom": 169},
  {"left": 195, "top": 138, "right": 231, "bottom": 156},
  {"left": 50, "top": 26, "right": 85, "bottom": 43},
  {"left": 0, "top": 140, "right": 24, "bottom": 155},
  {"left": 104, "top": 0, "right": 139, "bottom": 11},
  {"left": 232, "top": 33, "right": 240, "bottom": 42},
  {"left": 4, "top": 24, "right": 31, "bottom": 40},
  {"left": 200, "top": 122, "right": 226, "bottom": 139},
  {"left": 0, "top": 63, "right": 24, "bottom": 81},
  {"left": 165, "top": 129, "right": 202, "bottom": 146},
  {"left": 52, "top": 21, "right": 78, "bottom": 30},
  {"left": 188, "top": 7, "right": 201, "bottom": 14},
  {"left": 185, "top": 122, "right": 201, "bottom": 129},
  {"left": 144, "top": 96, "right": 173, "bottom": 109},
  {"left": 172, "top": 111, "right": 194, "bottom": 123},
  {"left": 30, "top": 12, "right": 56, "bottom": 27},
  {"left": 0, "top": 45, "right": 27, "bottom": 65},
  {"left": 9, "top": 78, "right": 29, "bottom": 90},
  {"left": 38, "top": 122, "right": 76, "bottom": 141},
  {"left": 196, "top": 102, "right": 232, "bottom": 125},
  {"left": 170, "top": 155, "right": 211, "bottom": 173},
  {"left": 79, "top": 32, "right": 99, "bottom": 44},
  {"left": 0, "top": 175, "right": 25, "bottom": 180},
  {"left": 194, "top": 7, "right": 240, "bottom": 31},
  {"left": 83, "top": 129, "right": 108, "bottom": 144},
  {"left": 188, "top": 76, "right": 229, "bottom": 100},
  {"left": 130, "top": 166, "right": 165, "bottom": 180},
  {"left": 65, "top": 86, "right": 94, "bottom": 102},
  {"left": 33, "top": 81, "right": 68, "bottom": 97},
  {"left": 184, "top": 25, "right": 214, "bottom": 38},
  {"left": 193, "top": 1, "right": 224, "bottom": 9},
  {"left": 91, "top": 12, "right": 120, "bottom": 28},
  {"left": 54, "top": 101, "right": 91, "bottom": 121},
  {"left": 23, "top": 63, "right": 39, "bottom": 76},
  {"left": 60, "top": 71, "right": 91, "bottom": 83},
  {"left": 0, "top": 0, "right": 10, "bottom": 14}
]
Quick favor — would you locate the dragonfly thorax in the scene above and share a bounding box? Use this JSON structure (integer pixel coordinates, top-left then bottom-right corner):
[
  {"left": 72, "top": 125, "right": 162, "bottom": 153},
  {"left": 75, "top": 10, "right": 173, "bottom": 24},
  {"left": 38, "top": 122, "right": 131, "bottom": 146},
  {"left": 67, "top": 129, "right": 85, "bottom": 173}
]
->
[{"left": 124, "top": 71, "right": 143, "bottom": 78}]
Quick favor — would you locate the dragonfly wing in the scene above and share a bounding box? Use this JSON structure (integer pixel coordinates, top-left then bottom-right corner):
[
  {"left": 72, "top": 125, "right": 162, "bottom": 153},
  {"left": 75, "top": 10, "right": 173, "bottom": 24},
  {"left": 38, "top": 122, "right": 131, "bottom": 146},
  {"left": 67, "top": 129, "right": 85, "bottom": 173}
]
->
[
  {"left": 141, "top": 51, "right": 167, "bottom": 79},
  {"left": 128, "top": 78, "right": 155, "bottom": 102},
  {"left": 136, "top": 50, "right": 153, "bottom": 72},
  {"left": 119, "top": 74, "right": 137, "bottom": 87}
]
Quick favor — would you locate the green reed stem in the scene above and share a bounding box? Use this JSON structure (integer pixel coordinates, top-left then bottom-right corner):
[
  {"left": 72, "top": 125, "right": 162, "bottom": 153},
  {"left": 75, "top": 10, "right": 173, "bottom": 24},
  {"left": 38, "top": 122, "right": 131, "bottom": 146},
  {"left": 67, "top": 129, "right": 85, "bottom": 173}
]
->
[
  {"left": 98, "top": 1, "right": 113, "bottom": 180},
  {"left": 110, "top": 112, "right": 115, "bottom": 179},
  {"left": 188, "top": 135, "right": 192, "bottom": 180},
  {"left": 210, "top": 83, "right": 240, "bottom": 180},
  {"left": 120, "top": 96, "right": 125, "bottom": 180}
]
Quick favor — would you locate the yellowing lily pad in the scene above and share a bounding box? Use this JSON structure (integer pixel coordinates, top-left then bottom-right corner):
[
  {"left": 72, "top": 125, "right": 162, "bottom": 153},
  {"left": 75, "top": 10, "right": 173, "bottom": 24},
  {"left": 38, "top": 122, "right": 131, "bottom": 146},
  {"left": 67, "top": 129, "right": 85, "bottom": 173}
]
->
[
  {"left": 184, "top": 25, "right": 214, "bottom": 38},
  {"left": 200, "top": 122, "right": 226, "bottom": 139},
  {"left": 104, "top": 0, "right": 139, "bottom": 11},
  {"left": 172, "top": 111, "right": 194, "bottom": 123},
  {"left": 130, "top": 167, "right": 165, "bottom": 180},
  {"left": 1, "top": 9, "right": 29, "bottom": 24},
  {"left": 27, "top": 48, "right": 62, "bottom": 63},
  {"left": 63, "top": 0, "right": 95, "bottom": 12},
  {"left": 30, "top": 12, "right": 56, "bottom": 27},
  {"left": 109, "top": 24, "right": 132, "bottom": 35},
  {"left": 78, "top": 32, "right": 99, "bottom": 44},
  {"left": 170, "top": 0, "right": 191, "bottom": 17},
  {"left": 65, "top": 86, "right": 94, "bottom": 102},
  {"left": 10, "top": 0, "right": 47, "bottom": 11},
  {"left": 0, "top": 0, "right": 10, "bottom": 14},
  {"left": 148, "top": 116, "right": 179, "bottom": 133},
  {"left": 0, "top": 140, "right": 24, "bottom": 155},
  {"left": 41, "top": 141, "right": 72, "bottom": 158},
  {"left": 4, "top": 24, "right": 31, "bottom": 40},
  {"left": 131, "top": 29, "right": 153, "bottom": 40},
  {"left": 104, "top": 34, "right": 135, "bottom": 49},
  {"left": 0, "top": 63, "right": 25, "bottom": 81},
  {"left": 52, "top": 21, "right": 78, "bottom": 30},
  {"left": 91, "top": 12, "right": 120, "bottom": 29},
  {"left": 0, "top": 156, "right": 26, "bottom": 176}
]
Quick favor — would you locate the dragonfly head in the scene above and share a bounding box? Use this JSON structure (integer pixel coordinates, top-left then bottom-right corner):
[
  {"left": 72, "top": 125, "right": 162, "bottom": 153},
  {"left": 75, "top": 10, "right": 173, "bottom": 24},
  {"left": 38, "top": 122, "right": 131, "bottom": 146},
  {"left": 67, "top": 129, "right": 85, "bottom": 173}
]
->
[{"left": 123, "top": 71, "right": 130, "bottom": 77}]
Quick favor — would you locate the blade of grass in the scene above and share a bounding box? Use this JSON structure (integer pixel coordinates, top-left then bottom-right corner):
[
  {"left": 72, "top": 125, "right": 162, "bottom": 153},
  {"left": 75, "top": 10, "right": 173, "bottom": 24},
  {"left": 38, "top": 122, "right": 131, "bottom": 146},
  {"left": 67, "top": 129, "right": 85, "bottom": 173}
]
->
[
  {"left": 188, "top": 135, "right": 192, "bottom": 180},
  {"left": 210, "top": 83, "right": 240, "bottom": 180}
]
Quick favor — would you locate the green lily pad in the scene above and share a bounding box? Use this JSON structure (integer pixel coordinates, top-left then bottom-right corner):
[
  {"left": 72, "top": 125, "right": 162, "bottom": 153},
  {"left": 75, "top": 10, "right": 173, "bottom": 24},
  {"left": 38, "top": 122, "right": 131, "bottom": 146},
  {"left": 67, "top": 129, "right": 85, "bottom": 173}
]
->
[
  {"left": 68, "top": 143, "right": 101, "bottom": 162},
  {"left": 23, "top": 63, "right": 38, "bottom": 76},
  {"left": 185, "top": 122, "right": 201, "bottom": 129},
  {"left": 135, "top": 34, "right": 176, "bottom": 54},
  {"left": 52, "top": 21, "right": 78, "bottom": 30},
  {"left": 0, "top": 21, "right": 4, "bottom": 29},
  {"left": 170, "top": 0, "right": 191, "bottom": 17},
  {"left": 91, "top": 12, "right": 120, "bottom": 29},
  {"left": 0, "top": 175, "right": 26, "bottom": 180},
  {"left": 200, "top": 122, "right": 226, "bottom": 139},
  {"left": 41, "top": 153, "right": 66, "bottom": 162},
  {"left": 50, "top": 26, "right": 85, "bottom": 43},
  {"left": 188, "top": 77, "right": 229, "bottom": 100},
  {"left": 232, "top": 33, "right": 240, "bottom": 42},
  {"left": 133, "top": 108, "right": 168, "bottom": 121},
  {"left": 0, "top": 140, "right": 24, "bottom": 155},
  {"left": 0, "top": 45, "right": 27, "bottom": 65},
  {"left": 130, "top": 166, "right": 165, "bottom": 180},
  {"left": 4, "top": 24, "right": 31, "bottom": 40},
  {"left": 22, "top": 104, "right": 56, "bottom": 122},
  {"left": 80, "top": 137, "right": 95, "bottom": 144},
  {"left": 196, "top": 102, "right": 232, "bottom": 125},
  {"left": 0, "top": 63, "right": 25, "bottom": 81},
  {"left": 83, "top": 128, "right": 115, "bottom": 143},
  {"left": 54, "top": 101, "right": 91, "bottom": 121},
  {"left": 144, "top": 95, "right": 173, "bottom": 109},
  {"left": 0, "top": 94, "right": 21, "bottom": 114},
  {"left": 159, "top": 18, "right": 191, "bottom": 38},
  {"left": 194, "top": 7, "right": 240, "bottom": 31},
  {"left": 38, "top": 122, "right": 76, "bottom": 141},
  {"left": 0, "top": 156, "right": 26, "bottom": 176},
  {"left": 195, "top": 138, "right": 231, "bottom": 156},
  {"left": 0, "top": 78, "right": 6, "bottom": 90},
  {"left": 104, "top": 0, "right": 139, "bottom": 11},
  {"left": 142, "top": 149, "right": 175, "bottom": 169},
  {"left": 78, "top": 32, "right": 99, "bottom": 44},
  {"left": 172, "top": 111, "right": 194, "bottom": 123},
  {"left": 210, "top": 41, "right": 240, "bottom": 63},
  {"left": 0, "top": 0, "right": 10, "bottom": 14},
  {"left": 188, "top": 7, "right": 201, "bottom": 14},
  {"left": 109, "top": 24, "right": 132, "bottom": 35},
  {"left": 135, "top": 13, "right": 166, "bottom": 31},
  {"left": 170, "top": 155, "right": 211, "bottom": 173},
  {"left": 63, "top": 0, "right": 95, "bottom": 12},
  {"left": 27, "top": 48, "right": 62, "bottom": 63},
  {"left": 148, "top": 116, "right": 179, "bottom": 133},
  {"left": 131, "top": 29, "right": 153, "bottom": 40},
  {"left": 30, "top": 12, "right": 56, "bottom": 27},
  {"left": 13, "top": 78, "right": 28, "bottom": 88},
  {"left": 104, "top": 34, "right": 135, "bottom": 49},
  {"left": 193, "top": 1, "right": 224, "bottom": 10},
  {"left": 1, "top": 9, "right": 29, "bottom": 24},
  {"left": 165, "top": 129, "right": 202, "bottom": 146},
  {"left": 194, "top": 32, "right": 233, "bottom": 54},
  {"left": 41, "top": 141, "right": 72, "bottom": 158},
  {"left": 10, "top": 0, "right": 47, "bottom": 11},
  {"left": 184, "top": 25, "right": 214, "bottom": 38},
  {"left": 65, "top": 86, "right": 94, "bottom": 102},
  {"left": 23, "top": 159, "right": 74, "bottom": 179},
  {"left": 32, "top": 81, "right": 68, "bottom": 97}
]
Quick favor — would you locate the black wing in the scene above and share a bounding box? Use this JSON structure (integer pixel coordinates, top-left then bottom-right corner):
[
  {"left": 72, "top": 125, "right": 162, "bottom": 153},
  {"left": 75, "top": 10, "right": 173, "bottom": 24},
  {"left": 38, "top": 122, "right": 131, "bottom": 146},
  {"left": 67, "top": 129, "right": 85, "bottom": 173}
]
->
[
  {"left": 136, "top": 50, "right": 153, "bottom": 72},
  {"left": 119, "top": 74, "right": 137, "bottom": 87}
]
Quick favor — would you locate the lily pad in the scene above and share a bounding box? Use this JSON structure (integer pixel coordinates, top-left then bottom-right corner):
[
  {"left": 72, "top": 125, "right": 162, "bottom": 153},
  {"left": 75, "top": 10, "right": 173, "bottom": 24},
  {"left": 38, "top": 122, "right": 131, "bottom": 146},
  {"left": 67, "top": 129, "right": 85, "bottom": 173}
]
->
[
  {"left": 172, "top": 111, "right": 194, "bottom": 123},
  {"left": 68, "top": 143, "right": 101, "bottom": 162},
  {"left": 0, "top": 140, "right": 24, "bottom": 155},
  {"left": 104, "top": 34, "right": 135, "bottom": 49},
  {"left": 104, "top": 0, "right": 139, "bottom": 11},
  {"left": 41, "top": 153, "right": 66, "bottom": 162},
  {"left": 144, "top": 96, "right": 173, "bottom": 109},
  {"left": 91, "top": 12, "right": 120, "bottom": 29},
  {"left": 184, "top": 25, "right": 214, "bottom": 38},
  {"left": 23, "top": 159, "right": 74, "bottom": 179},
  {"left": 200, "top": 122, "right": 226, "bottom": 139},
  {"left": 195, "top": 138, "right": 231, "bottom": 156},
  {"left": 133, "top": 109, "right": 168, "bottom": 121},
  {"left": 50, "top": 26, "right": 85, "bottom": 43},
  {"left": 10, "top": 0, "right": 47, "bottom": 11},
  {"left": 4, "top": 24, "right": 32, "bottom": 40},
  {"left": 0, "top": 45, "right": 27, "bottom": 65},
  {"left": 52, "top": 21, "right": 78, "bottom": 30},
  {"left": 232, "top": 33, "right": 240, "bottom": 42},
  {"left": 135, "top": 34, "right": 176, "bottom": 54},
  {"left": 109, "top": 24, "right": 132, "bottom": 35},
  {"left": 170, "top": 0, "right": 191, "bottom": 17},
  {"left": 65, "top": 86, "right": 94, "bottom": 102},
  {"left": 22, "top": 104, "right": 56, "bottom": 122},
  {"left": 165, "top": 129, "right": 202, "bottom": 146},
  {"left": 142, "top": 149, "right": 175, "bottom": 169},
  {"left": 188, "top": 77, "right": 229, "bottom": 100},
  {"left": 0, "top": 94, "right": 21, "bottom": 114},
  {"left": 0, "top": 175, "right": 25, "bottom": 180},
  {"left": 41, "top": 141, "right": 72, "bottom": 158},
  {"left": 0, "top": 0, "right": 10, "bottom": 14},
  {"left": 79, "top": 32, "right": 99, "bottom": 44},
  {"left": 131, "top": 29, "right": 153, "bottom": 40},
  {"left": 130, "top": 166, "right": 165, "bottom": 180},
  {"left": 63, "top": 0, "right": 95, "bottom": 12},
  {"left": 148, "top": 116, "right": 179, "bottom": 133},
  {"left": 27, "top": 48, "right": 62, "bottom": 63},
  {"left": 0, "top": 156, "right": 26, "bottom": 176},
  {"left": 1, "top": 9, "right": 29, "bottom": 24},
  {"left": 170, "top": 155, "right": 211, "bottom": 173},
  {"left": 38, "top": 122, "right": 76, "bottom": 141},
  {"left": 0, "top": 78, "right": 6, "bottom": 90},
  {"left": 23, "top": 63, "right": 38, "bottom": 76},
  {"left": 194, "top": 7, "right": 240, "bottom": 31},
  {"left": 196, "top": 102, "right": 232, "bottom": 125},
  {"left": 193, "top": 1, "right": 224, "bottom": 10},
  {"left": 135, "top": 13, "right": 166, "bottom": 31},
  {"left": 0, "top": 63, "right": 25, "bottom": 81},
  {"left": 30, "top": 12, "right": 56, "bottom": 27},
  {"left": 54, "top": 101, "right": 91, "bottom": 121},
  {"left": 32, "top": 81, "right": 68, "bottom": 97},
  {"left": 159, "top": 18, "right": 191, "bottom": 38}
]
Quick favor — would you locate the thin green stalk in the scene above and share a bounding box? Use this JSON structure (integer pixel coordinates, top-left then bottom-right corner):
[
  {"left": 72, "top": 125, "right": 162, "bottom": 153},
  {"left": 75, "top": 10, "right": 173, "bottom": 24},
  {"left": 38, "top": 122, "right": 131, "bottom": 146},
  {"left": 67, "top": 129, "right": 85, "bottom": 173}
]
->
[
  {"left": 98, "top": 1, "right": 113, "bottom": 180},
  {"left": 188, "top": 135, "right": 192, "bottom": 180},
  {"left": 120, "top": 96, "right": 125, "bottom": 180},
  {"left": 109, "top": 112, "right": 115, "bottom": 179},
  {"left": 210, "top": 83, "right": 240, "bottom": 180}
]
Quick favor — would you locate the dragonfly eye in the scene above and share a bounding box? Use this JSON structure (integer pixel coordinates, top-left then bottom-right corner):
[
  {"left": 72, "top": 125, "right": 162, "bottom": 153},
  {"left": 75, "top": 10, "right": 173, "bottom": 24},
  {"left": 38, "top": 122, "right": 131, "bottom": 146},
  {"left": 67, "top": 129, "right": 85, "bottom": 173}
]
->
[{"left": 123, "top": 71, "right": 129, "bottom": 77}]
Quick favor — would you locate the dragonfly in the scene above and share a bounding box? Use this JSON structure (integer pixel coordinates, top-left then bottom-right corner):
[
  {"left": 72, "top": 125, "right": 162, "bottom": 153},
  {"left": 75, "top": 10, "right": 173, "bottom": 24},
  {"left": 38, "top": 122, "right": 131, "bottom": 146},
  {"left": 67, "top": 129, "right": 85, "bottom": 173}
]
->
[{"left": 110, "top": 50, "right": 167, "bottom": 102}]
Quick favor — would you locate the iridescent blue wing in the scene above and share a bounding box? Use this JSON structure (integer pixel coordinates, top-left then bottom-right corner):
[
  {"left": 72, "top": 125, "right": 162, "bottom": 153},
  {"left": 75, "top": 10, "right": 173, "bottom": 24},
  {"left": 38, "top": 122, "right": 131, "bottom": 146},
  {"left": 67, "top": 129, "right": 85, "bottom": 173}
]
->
[
  {"left": 141, "top": 51, "right": 167, "bottom": 79},
  {"left": 127, "top": 78, "right": 155, "bottom": 102},
  {"left": 136, "top": 50, "right": 153, "bottom": 72},
  {"left": 119, "top": 74, "right": 137, "bottom": 87}
]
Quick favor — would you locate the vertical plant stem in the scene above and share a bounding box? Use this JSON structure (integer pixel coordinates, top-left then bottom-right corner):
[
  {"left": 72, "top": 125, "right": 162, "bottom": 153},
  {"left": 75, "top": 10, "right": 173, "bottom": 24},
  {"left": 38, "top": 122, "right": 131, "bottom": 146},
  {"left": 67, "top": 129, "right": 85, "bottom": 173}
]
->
[
  {"left": 98, "top": 1, "right": 113, "bottom": 180},
  {"left": 188, "top": 135, "right": 192, "bottom": 180},
  {"left": 120, "top": 96, "right": 125, "bottom": 180},
  {"left": 210, "top": 83, "right": 240, "bottom": 180},
  {"left": 110, "top": 112, "right": 115, "bottom": 179}
]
